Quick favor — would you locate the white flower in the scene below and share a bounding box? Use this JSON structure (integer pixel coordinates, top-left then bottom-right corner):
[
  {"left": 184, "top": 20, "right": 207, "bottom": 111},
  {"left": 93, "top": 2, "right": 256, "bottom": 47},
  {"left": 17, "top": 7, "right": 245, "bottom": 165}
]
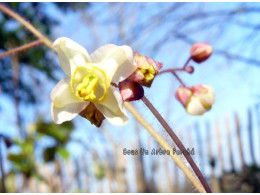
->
[{"left": 50, "top": 37, "right": 137, "bottom": 126}]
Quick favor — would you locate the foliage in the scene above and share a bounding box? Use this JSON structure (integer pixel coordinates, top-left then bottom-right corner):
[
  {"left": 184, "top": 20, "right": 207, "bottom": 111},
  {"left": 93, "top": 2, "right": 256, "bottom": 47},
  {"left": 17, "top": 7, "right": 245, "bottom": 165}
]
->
[{"left": 6, "top": 119, "right": 74, "bottom": 182}]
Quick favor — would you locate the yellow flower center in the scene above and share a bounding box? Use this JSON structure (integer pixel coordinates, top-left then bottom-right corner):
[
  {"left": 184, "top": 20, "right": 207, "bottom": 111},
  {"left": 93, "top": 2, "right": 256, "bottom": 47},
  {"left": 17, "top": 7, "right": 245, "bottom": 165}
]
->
[
  {"left": 76, "top": 75, "right": 99, "bottom": 101},
  {"left": 138, "top": 65, "right": 155, "bottom": 82},
  {"left": 72, "top": 66, "right": 107, "bottom": 102}
]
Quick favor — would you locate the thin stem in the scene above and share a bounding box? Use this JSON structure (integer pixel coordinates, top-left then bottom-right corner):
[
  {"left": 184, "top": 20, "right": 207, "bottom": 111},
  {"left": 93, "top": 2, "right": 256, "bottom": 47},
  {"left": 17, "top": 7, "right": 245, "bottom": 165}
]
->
[
  {"left": 172, "top": 71, "right": 186, "bottom": 87},
  {"left": 0, "top": 40, "right": 42, "bottom": 59},
  {"left": 157, "top": 57, "right": 192, "bottom": 86},
  {"left": 183, "top": 56, "right": 192, "bottom": 69},
  {"left": 0, "top": 137, "right": 6, "bottom": 193},
  {"left": 124, "top": 102, "right": 206, "bottom": 193},
  {"left": 141, "top": 96, "right": 212, "bottom": 193},
  {"left": 157, "top": 68, "right": 185, "bottom": 75},
  {"left": 0, "top": 4, "right": 56, "bottom": 51},
  {"left": 157, "top": 69, "right": 187, "bottom": 87}
]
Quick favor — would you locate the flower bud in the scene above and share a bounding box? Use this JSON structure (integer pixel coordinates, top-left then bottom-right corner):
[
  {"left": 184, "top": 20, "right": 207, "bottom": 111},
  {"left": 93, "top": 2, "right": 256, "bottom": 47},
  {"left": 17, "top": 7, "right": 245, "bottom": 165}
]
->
[
  {"left": 127, "top": 52, "right": 163, "bottom": 87},
  {"left": 79, "top": 102, "right": 105, "bottom": 127},
  {"left": 119, "top": 80, "right": 144, "bottom": 102},
  {"left": 175, "top": 84, "right": 215, "bottom": 115},
  {"left": 175, "top": 86, "right": 192, "bottom": 107},
  {"left": 185, "top": 66, "right": 194, "bottom": 74},
  {"left": 190, "top": 43, "right": 213, "bottom": 63}
]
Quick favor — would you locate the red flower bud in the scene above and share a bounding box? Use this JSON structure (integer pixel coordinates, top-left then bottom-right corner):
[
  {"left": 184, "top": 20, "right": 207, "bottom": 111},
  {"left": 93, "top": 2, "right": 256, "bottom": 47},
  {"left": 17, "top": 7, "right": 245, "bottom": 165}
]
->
[
  {"left": 119, "top": 80, "right": 144, "bottom": 102},
  {"left": 190, "top": 43, "right": 213, "bottom": 63},
  {"left": 185, "top": 66, "right": 194, "bottom": 74}
]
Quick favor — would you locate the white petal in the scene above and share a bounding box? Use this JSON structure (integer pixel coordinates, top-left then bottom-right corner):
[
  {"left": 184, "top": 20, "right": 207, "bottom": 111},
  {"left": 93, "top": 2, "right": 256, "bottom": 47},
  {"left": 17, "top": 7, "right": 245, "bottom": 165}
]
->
[
  {"left": 199, "top": 85, "right": 215, "bottom": 108},
  {"left": 112, "top": 45, "right": 137, "bottom": 83},
  {"left": 53, "top": 37, "right": 91, "bottom": 76},
  {"left": 90, "top": 44, "right": 136, "bottom": 83},
  {"left": 51, "top": 101, "right": 89, "bottom": 124},
  {"left": 50, "top": 76, "right": 83, "bottom": 108},
  {"left": 186, "top": 96, "right": 207, "bottom": 115},
  {"left": 95, "top": 86, "right": 128, "bottom": 126}
]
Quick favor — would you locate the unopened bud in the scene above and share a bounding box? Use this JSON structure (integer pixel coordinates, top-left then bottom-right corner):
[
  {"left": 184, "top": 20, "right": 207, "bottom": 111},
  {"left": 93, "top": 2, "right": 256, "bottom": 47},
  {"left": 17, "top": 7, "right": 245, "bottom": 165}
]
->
[
  {"left": 190, "top": 43, "right": 213, "bottom": 63},
  {"left": 119, "top": 80, "right": 144, "bottom": 102},
  {"left": 127, "top": 52, "right": 163, "bottom": 87},
  {"left": 185, "top": 66, "right": 194, "bottom": 74},
  {"left": 175, "top": 84, "right": 215, "bottom": 115},
  {"left": 79, "top": 102, "right": 105, "bottom": 127},
  {"left": 175, "top": 86, "right": 192, "bottom": 107}
]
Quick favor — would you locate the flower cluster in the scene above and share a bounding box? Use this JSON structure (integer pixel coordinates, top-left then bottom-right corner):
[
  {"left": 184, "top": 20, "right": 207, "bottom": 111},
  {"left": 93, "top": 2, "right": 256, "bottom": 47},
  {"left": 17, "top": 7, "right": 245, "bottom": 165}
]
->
[
  {"left": 50, "top": 37, "right": 214, "bottom": 127},
  {"left": 175, "top": 42, "right": 215, "bottom": 115}
]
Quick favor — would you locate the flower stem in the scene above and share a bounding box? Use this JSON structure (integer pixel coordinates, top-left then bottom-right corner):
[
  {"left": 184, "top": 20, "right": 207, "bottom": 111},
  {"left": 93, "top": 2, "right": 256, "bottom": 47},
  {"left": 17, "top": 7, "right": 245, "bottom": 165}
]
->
[
  {"left": 141, "top": 95, "right": 212, "bottom": 193},
  {"left": 124, "top": 102, "right": 206, "bottom": 193},
  {"left": 0, "top": 4, "right": 56, "bottom": 52},
  {"left": 0, "top": 40, "right": 42, "bottom": 59},
  {"left": 157, "top": 68, "right": 185, "bottom": 75},
  {"left": 171, "top": 71, "right": 186, "bottom": 87},
  {"left": 183, "top": 56, "right": 192, "bottom": 69},
  {"left": 157, "top": 57, "right": 192, "bottom": 86}
]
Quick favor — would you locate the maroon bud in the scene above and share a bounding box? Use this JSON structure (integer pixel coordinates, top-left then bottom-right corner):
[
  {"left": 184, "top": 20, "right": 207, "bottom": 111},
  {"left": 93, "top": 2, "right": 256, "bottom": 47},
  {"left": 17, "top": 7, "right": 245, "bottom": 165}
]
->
[
  {"left": 119, "top": 80, "right": 144, "bottom": 102},
  {"left": 190, "top": 43, "right": 213, "bottom": 63},
  {"left": 185, "top": 66, "right": 194, "bottom": 74}
]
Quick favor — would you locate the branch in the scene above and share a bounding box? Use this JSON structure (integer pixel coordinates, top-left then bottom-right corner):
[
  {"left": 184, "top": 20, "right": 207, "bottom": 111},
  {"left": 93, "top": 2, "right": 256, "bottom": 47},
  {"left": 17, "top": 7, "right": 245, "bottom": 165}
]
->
[
  {"left": 0, "top": 40, "right": 42, "bottom": 59},
  {"left": 0, "top": 4, "right": 56, "bottom": 51}
]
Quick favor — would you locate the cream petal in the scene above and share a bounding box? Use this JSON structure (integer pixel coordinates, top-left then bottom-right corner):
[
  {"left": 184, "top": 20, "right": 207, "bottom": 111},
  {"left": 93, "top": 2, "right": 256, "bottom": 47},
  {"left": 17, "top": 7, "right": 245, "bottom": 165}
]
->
[
  {"left": 186, "top": 96, "right": 207, "bottom": 115},
  {"left": 53, "top": 37, "right": 91, "bottom": 76},
  {"left": 50, "top": 76, "right": 83, "bottom": 108},
  {"left": 112, "top": 45, "right": 137, "bottom": 83},
  {"left": 199, "top": 85, "right": 215, "bottom": 108},
  {"left": 90, "top": 44, "right": 136, "bottom": 83},
  {"left": 95, "top": 86, "right": 128, "bottom": 126},
  {"left": 51, "top": 101, "right": 89, "bottom": 124}
]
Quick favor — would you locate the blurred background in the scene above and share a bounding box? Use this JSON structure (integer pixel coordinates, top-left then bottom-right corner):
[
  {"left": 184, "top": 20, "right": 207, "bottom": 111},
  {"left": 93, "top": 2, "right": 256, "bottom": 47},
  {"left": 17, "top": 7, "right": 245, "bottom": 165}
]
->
[{"left": 1, "top": 2, "right": 260, "bottom": 193}]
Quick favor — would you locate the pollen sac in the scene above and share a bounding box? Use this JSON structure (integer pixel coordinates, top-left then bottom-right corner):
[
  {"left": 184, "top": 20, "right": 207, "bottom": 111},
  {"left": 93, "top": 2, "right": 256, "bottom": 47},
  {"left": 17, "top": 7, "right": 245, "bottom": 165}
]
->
[
  {"left": 119, "top": 80, "right": 144, "bottom": 102},
  {"left": 127, "top": 52, "right": 163, "bottom": 87},
  {"left": 79, "top": 102, "right": 105, "bottom": 127},
  {"left": 190, "top": 43, "right": 213, "bottom": 63}
]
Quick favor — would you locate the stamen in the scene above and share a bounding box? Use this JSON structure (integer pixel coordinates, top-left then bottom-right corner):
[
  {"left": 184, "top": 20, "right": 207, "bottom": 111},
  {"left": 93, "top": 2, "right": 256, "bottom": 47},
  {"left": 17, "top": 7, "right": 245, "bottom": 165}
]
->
[{"left": 75, "top": 74, "right": 99, "bottom": 101}]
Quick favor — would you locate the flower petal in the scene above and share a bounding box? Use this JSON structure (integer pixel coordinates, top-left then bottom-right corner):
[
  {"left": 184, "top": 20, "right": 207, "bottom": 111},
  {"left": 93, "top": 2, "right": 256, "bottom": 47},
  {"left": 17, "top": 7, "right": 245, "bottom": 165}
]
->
[
  {"left": 51, "top": 101, "right": 89, "bottom": 124},
  {"left": 112, "top": 45, "right": 136, "bottom": 82},
  {"left": 53, "top": 37, "right": 91, "bottom": 76},
  {"left": 90, "top": 44, "right": 136, "bottom": 83},
  {"left": 198, "top": 85, "right": 215, "bottom": 109},
  {"left": 51, "top": 76, "right": 83, "bottom": 108},
  {"left": 95, "top": 86, "right": 128, "bottom": 126},
  {"left": 186, "top": 96, "right": 207, "bottom": 115}
]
